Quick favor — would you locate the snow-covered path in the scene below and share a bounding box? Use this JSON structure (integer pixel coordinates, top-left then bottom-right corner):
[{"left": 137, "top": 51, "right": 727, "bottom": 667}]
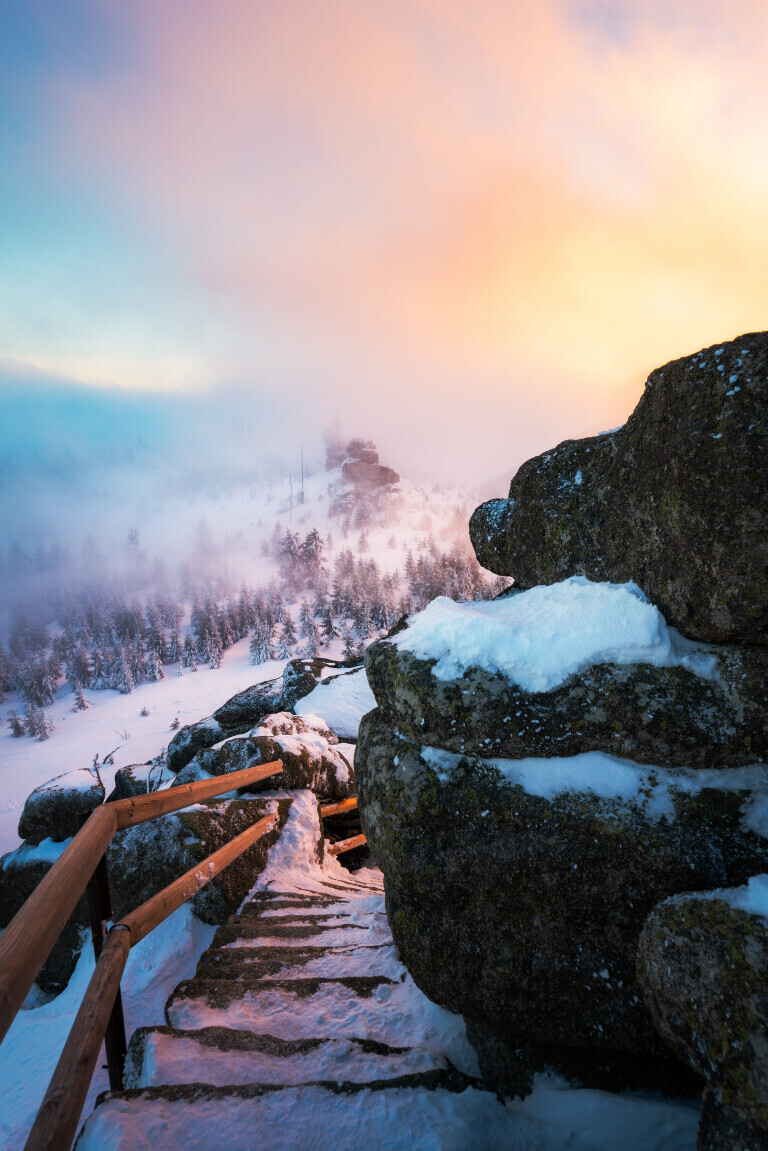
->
[{"left": 74, "top": 794, "right": 700, "bottom": 1151}]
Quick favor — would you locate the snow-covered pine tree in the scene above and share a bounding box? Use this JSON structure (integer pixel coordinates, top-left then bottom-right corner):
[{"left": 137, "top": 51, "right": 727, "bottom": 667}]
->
[
  {"left": 146, "top": 650, "right": 165, "bottom": 682},
  {"left": 301, "top": 528, "right": 325, "bottom": 586},
  {"left": 19, "top": 657, "right": 58, "bottom": 709},
  {"left": 217, "top": 607, "right": 234, "bottom": 650},
  {"left": 303, "top": 625, "right": 319, "bottom": 658},
  {"left": 270, "top": 589, "right": 286, "bottom": 626},
  {"left": 36, "top": 711, "right": 53, "bottom": 741},
  {"left": 208, "top": 632, "right": 223, "bottom": 669},
  {"left": 356, "top": 602, "right": 371, "bottom": 641},
  {"left": 128, "top": 635, "right": 148, "bottom": 684},
  {"left": 182, "top": 634, "right": 198, "bottom": 670},
  {"left": 24, "top": 705, "right": 41, "bottom": 738},
  {"left": 342, "top": 624, "right": 356, "bottom": 660},
  {"left": 67, "top": 645, "right": 93, "bottom": 690},
  {"left": 0, "top": 642, "right": 15, "bottom": 699},
  {"left": 319, "top": 604, "right": 339, "bottom": 646},
  {"left": 144, "top": 604, "right": 168, "bottom": 663},
  {"left": 236, "top": 586, "right": 256, "bottom": 636},
  {"left": 167, "top": 620, "right": 181, "bottom": 665},
  {"left": 6, "top": 709, "right": 26, "bottom": 737},
  {"left": 72, "top": 681, "right": 90, "bottom": 711},
  {"left": 114, "top": 650, "right": 135, "bottom": 694},
  {"left": 298, "top": 600, "right": 315, "bottom": 640},
  {"left": 275, "top": 630, "right": 293, "bottom": 661},
  {"left": 249, "top": 627, "right": 273, "bottom": 666}
]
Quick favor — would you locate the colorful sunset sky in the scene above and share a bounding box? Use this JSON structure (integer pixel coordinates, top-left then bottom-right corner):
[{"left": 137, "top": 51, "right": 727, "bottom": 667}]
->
[{"left": 2, "top": 0, "right": 767, "bottom": 486}]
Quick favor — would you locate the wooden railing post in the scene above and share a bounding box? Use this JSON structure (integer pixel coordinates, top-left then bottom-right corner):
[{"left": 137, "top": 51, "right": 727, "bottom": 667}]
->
[
  {"left": 23, "top": 927, "right": 132, "bottom": 1151},
  {"left": 76, "top": 811, "right": 127, "bottom": 1090}
]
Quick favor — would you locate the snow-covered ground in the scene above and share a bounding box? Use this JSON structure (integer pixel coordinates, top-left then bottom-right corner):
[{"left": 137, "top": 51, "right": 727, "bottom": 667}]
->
[
  {"left": 0, "top": 905, "right": 216, "bottom": 1150},
  {"left": 0, "top": 637, "right": 289, "bottom": 855},
  {"left": 0, "top": 464, "right": 481, "bottom": 855}
]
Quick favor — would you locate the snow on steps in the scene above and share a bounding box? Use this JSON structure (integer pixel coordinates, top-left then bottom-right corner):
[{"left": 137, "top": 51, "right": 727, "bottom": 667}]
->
[
  {"left": 75, "top": 793, "right": 508, "bottom": 1148},
  {"left": 73, "top": 792, "right": 700, "bottom": 1150},
  {"left": 74, "top": 1077, "right": 514, "bottom": 1151}
]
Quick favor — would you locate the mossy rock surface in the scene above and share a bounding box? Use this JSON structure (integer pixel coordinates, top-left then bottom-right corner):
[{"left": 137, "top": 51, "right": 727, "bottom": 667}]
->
[
  {"left": 470, "top": 331, "right": 768, "bottom": 644},
  {"left": 167, "top": 658, "right": 360, "bottom": 774},
  {"left": 365, "top": 635, "right": 768, "bottom": 769},
  {"left": 0, "top": 844, "right": 89, "bottom": 994},
  {"left": 638, "top": 890, "right": 768, "bottom": 1147},
  {"left": 356, "top": 713, "right": 768, "bottom": 1092},
  {"left": 171, "top": 713, "right": 353, "bottom": 800},
  {"left": 167, "top": 716, "right": 229, "bottom": 774},
  {"left": 109, "top": 763, "right": 174, "bottom": 800},
  {"left": 17, "top": 767, "right": 105, "bottom": 845},
  {"left": 106, "top": 797, "right": 292, "bottom": 925},
  {"left": 247, "top": 713, "right": 354, "bottom": 801}
]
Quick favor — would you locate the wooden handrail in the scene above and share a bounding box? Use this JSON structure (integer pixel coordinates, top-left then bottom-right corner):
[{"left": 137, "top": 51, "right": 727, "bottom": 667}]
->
[
  {"left": 109, "top": 761, "right": 283, "bottom": 829},
  {"left": 25, "top": 929, "right": 132, "bottom": 1151},
  {"left": 119, "top": 812, "right": 278, "bottom": 945},
  {"left": 320, "top": 797, "right": 358, "bottom": 818},
  {"left": 0, "top": 759, "right": 283, "bottom": 1047},
  {"left": 327, "top": 833, "right": 367, "bottom": 856},
  {"left": 0, "top": 804, "right": 118, "bottom": 1046},
  {"left": 20, "top": 784, "right": 284, "bottom": 1151}
]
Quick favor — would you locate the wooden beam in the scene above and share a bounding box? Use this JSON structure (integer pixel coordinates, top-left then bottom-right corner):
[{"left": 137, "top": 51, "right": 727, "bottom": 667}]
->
[
  {"left": 319, "top": 797, "right": 358, "bottom": 818},
  {"left": 0, "top": 803, "right": 118, "bottom": 1047},
  {"left": 24, "top": 806, "right": 283, "bottom": 1148},
  {"left": 24, "top": 927, "right": 131, "bottom": 1151},
  {"left": 0, "top": 760, "right": 283, "bottom": 1049},
  {"left": 111, "top": 759, "right": 284, "bottom": 829},
  {"left": 327, "top": 833, "right": 367, "bottom": 856},
  {"left": 117, "top": 811, "right": 279, "bottom": 945}
]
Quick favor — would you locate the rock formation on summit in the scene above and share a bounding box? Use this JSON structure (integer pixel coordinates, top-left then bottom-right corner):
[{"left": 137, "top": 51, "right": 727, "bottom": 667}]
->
[
  {"left": 470, "top": 332, "right": 768, "bottom": 644},
  {"left": 358, "top": 332, "right": 768, "bottom": 1150}
]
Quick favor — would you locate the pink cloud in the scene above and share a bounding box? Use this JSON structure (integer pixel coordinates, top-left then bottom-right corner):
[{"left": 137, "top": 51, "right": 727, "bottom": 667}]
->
[{"left": 34, "top": 0, "right": 768, "bottom": 478}]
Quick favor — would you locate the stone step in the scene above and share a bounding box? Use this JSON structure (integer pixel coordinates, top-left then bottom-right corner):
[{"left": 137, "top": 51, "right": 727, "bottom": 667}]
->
[
  {"left": 75, "top": 1072, "right": 515, "bottom": 1151},
  {"left": 168, "top": 974, "right": 396, "bottom": 1014},
  {"left": 164, "top": 974, "right": 451, "bottom": 1051},
  {"left": 196, "top": 943, "right": 402, "bottom": 982},
  {"left": 211, "top": 920, "right": 381, "bottom": 948},
  {"left": 246, "top": 891, "right": 345, "bottom": 908},
  {"left": 124, "top": 1026, "right": 445, "bottom": 1088}
]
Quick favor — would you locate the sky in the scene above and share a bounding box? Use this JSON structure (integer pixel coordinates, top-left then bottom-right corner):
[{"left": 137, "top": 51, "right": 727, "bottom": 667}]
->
[{"left": 1, "top": 0, "right": 768, "bottom": 511}]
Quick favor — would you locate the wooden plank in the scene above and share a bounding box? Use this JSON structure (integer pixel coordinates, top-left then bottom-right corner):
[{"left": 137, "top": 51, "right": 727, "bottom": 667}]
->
[
  {"left": 327, "top": 833, "right": 367, "bottom": 856},
  {"left": 118, "top": 812, "right": 280, "bottom": 945},
  {"left": 24, "top": 927, "right": 131, "bottom": 1151},
  {"left": 319, "top": 797, "right": 358, "bottom": 818},
  {"left": 111, "top": 759, "right": 284, "bottom": 829},
  {"left": 0, "top": 803, "right": 118, "bottom": 1047}
]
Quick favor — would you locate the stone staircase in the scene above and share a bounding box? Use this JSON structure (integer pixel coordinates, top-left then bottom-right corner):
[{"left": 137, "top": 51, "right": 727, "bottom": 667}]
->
[{"left": 74, "top": 807, "right": 516, "bottom": 1150}]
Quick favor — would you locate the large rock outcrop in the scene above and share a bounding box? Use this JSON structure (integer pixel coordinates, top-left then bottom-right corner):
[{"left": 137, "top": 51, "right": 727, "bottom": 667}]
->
[
  {"left": 18, "top": 768, "right": 105, "bottom": 845},
  {"left": 167, "top": 658, "right": 358, "bottom": 773},
  {"left": 365, "top": 631, "right": 768, "bottom": 770},
  {"left": 358, "top": 333, "right": 767, "bottom": 1147},
  {"left": 357, "top": 711, "right": 768, "bottom": 1097},
  {"left": 0, "top": 839, "right": 89, "bottom": 994},
  {"left": 106, "top": 797, "right": 292, "bottom": 925},
  {"left": 470, "top": 332, "right": 768, "bottom": 644},
  {"left": 638, "top": 882, "right": 768, "bottom": 1150},
  {"left": 172, "top": 713, "right": 354, "bottom": 802}
]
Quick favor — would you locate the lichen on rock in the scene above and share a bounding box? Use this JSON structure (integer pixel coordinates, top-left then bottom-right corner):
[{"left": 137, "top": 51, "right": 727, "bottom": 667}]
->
[
  {"left": 356, "top": 712, "right": 768, "bottom": 1096},
  {"left": 469, "top": 331, "right": 768, "bottom": 644},
  {"left": 638, "top": 886, "right": 768, "bottom": 1149}
]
